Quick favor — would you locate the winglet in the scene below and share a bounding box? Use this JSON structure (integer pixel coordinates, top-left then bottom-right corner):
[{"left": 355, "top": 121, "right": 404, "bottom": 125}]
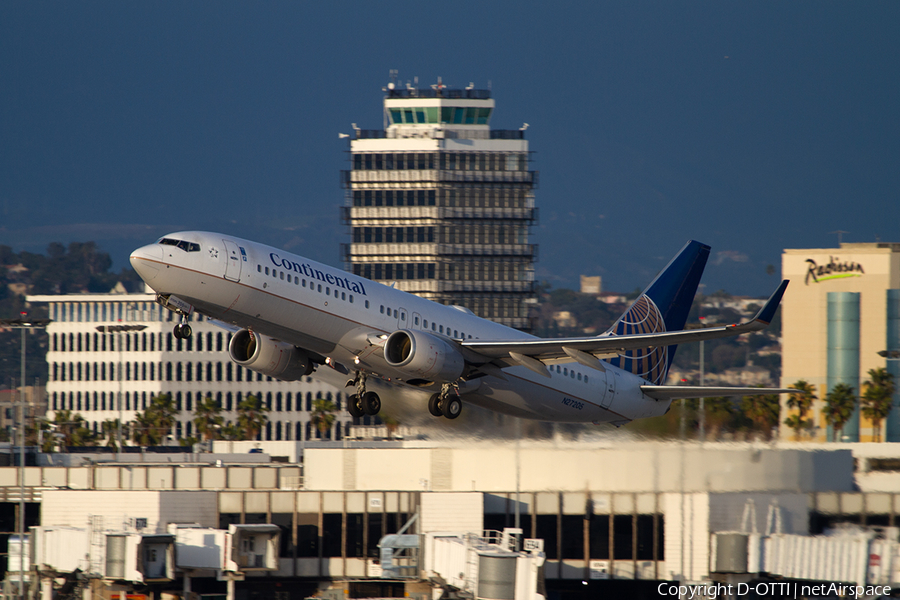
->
[{"left": 753, "top": 280, "right": 789, "bottom": 325}]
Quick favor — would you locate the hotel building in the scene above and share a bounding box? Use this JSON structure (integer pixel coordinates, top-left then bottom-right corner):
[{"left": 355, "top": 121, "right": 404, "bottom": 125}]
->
[{"left": 780, "top": 242, "right": 900, "bottom": 441}]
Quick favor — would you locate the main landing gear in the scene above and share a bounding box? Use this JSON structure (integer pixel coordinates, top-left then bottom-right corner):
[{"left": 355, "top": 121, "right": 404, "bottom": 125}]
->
[
  {"left": 346, "top": 371, "right": 381, "bottom": 418},
  {"left": 428, "top": 383, "right": 462, "bottom": 420}
]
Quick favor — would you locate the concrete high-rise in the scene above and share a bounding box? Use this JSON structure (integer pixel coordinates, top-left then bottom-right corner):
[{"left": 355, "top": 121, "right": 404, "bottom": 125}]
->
[{"left": 341, "top": 79, "right": 538, "bottom": 331}]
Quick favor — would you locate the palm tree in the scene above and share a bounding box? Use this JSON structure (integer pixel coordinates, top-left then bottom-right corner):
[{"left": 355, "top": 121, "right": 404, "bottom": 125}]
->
[
  {"left": 785, "top": 380, "right": 817, "bottom": 440},
  {"left": 100, "top": 419, "right": 123, "bottom": 450},
  {"left": 311, "top": 398, "right": 337, "bottom": 438},
  {"left": 131, "top": 393, "right": 178, "bottom": 446},
  {"left": 862, "top": 368, "right": 896, "bottom": 442},
  {"left": 382, "top": 414, "right": 400, "bottom": 440},
  {"left": 221, "top": 421, "right": 243, "bottom": 441},
  {"left": 194, "top": 395, "right": 225, "bottom": 441},
  {"left": 823, "top": 383, "right": 856, "bottom": 442},
  {"left": 741, "top": 388, "right": 781, "bottom": 441},
  {"left": 704, "top": 396, "right": 736, "bottom": 441},
  {"left": 32, "top": 418, "right": 55, "bottom": 453},
  {"left": 237, "top": 394, "right": 269, "bottom": 440},
  {"left": 51, "top": 410, "right": 96, "bottom": 447},
  {"left": 131, "top": 410, "right": 157, "bottom": 446}
]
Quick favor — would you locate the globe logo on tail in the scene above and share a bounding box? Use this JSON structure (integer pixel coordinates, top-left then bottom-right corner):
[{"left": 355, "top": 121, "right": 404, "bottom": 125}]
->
[{"left": 608, "top": 295, "right": 669, "bottom": 385}]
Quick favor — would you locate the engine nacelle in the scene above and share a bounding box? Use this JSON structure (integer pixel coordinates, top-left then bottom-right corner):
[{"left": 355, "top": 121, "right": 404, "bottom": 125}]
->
[
  {"left": 384, "top": 329, "right": 465, "bottom": 383},
  {"left": 228, "top": 329, "right": 313, "bottom": 381}
]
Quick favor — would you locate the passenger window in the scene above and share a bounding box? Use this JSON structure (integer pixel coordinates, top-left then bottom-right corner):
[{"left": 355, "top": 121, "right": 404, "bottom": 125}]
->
[
  {"left": 585, "top": 376, "right": 589, "bottom": 384},
  {"left": 302, "top": 280, "right": 306, "bottom": 287},
  {"left": 365, "top": 300, "right": 370, "bottom": 308},
  {"left": 326, "top": 288, "right": 330, "bottom": 296},
  {"left": 577, "top": 373, "right": 582, "bottom": 381},
  {"left": 342, "top": 292, "right": 346, "bottom": 300},
  {"left": 563, "top": 368, "right": 568, "bottom": 376},
  {"left": 414, "top": 316, "right": 419, "bottom": 325},
  {"left": 439, "top": 325, "right": 443, "bottom": 333},
  {"left": 380, "top": 306, "right": 385, "bottom": 314},
  {"left": 349, "top": 295, "right": 354, "bottom": 303},
  {"left": 454, "top": 330, "right": 458, "bottom": 337},
  {"left": 265, "top": 267, "right": 269, "bottom": 275},
  {"left": 571, "top": 371, "right": 575, "bottom": 379},
  {"left": 257, "top": 265, "right": 261, "bottom": 272},
  {"left": 424, "top": 319, "right": 428, "bottom": 328},
  {"left": 317, "top": 284, "right": 322, "bottom": 292},
  {"left": 432, "top": 323, "right": 436, "bottom": 331},
  {"left": 280, "top": 272, "right": 284, "bottom": 280}
]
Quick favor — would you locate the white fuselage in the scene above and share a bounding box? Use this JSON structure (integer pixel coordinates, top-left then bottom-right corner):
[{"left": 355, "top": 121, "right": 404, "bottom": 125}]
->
[{"left": 130, "top": 232, "right": 670, "bottom": 424}]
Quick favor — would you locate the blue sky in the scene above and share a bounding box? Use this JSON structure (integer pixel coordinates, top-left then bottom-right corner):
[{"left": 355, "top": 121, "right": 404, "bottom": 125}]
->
[{"left": 2, "top": 2, "right": 898, "bottom": 296}]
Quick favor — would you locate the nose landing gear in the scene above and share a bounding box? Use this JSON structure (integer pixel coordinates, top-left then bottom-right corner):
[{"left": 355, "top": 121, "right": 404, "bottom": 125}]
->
[{"left": 173, "top": 320, "right": 192, "bottom": 339}]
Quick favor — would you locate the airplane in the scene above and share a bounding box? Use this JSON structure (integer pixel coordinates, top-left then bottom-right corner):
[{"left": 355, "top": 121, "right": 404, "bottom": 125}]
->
[{"left": 130, "top": 233, "right": 795, "bottom": 426}]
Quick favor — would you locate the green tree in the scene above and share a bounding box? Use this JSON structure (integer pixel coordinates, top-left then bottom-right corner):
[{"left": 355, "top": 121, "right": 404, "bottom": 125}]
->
[
  {"left": 31, "top": 418, "right": 55, "bottom": 452},
  {"left": 131, "top": 411, "right": 158, "bottom": 446},
  {"left": 785, "top": 380, "right": 817, "bottom": 440},
  {"left": 823, "top": 383, "right": 856, "bottom": 442},
  {"left": 862, "top": 368, "right": 896, "bottom": 442},
  {"left": 237, "top": 394, "right": 269, "bottom": 440},
  {"left": 741, "top": 389, "right": 781, "bottom": 441},
  {"left": 704, "top": 396, "right": 736, "bottom": 441},
  {"left": 221, "top": 421, "right": 244, "bottom": 441},
  {"left": 100, "top": 419, "right": 124, "bottom": 450},
  {"left": 311, "top": 398, "right": 337, "bottom": 438},
  {"left": 382, "top": 414, "right": 400, "bottom": 440},
  {"left": 49, "top": 410, "right": 96, "bottom": 447},
  {"left": 131, "top": 393, "right": 178, "bottom": 446},
  {"left": 193, "top": 395, "right": 225, "bottom": 441}
]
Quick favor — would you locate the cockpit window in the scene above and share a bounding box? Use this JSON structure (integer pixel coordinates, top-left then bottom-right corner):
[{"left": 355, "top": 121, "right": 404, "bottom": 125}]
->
[{"left": 158, "top": 237, "right": 200, "bottom": 252}]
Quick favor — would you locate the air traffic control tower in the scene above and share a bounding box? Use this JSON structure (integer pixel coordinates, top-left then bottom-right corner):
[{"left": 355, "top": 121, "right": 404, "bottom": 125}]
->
[{"left": 340, "top": 79, "right": 538, "bottom": 332}]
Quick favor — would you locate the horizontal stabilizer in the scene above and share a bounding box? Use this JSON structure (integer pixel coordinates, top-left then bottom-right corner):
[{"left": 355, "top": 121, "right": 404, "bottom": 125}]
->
[{"left": 640, "top": 385, "right": 799, "bottom": 401}]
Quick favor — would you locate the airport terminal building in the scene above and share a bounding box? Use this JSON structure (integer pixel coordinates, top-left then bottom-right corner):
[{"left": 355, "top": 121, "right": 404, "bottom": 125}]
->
[{"left": 780, "top": 242, "right": 900, "bottom": 442}]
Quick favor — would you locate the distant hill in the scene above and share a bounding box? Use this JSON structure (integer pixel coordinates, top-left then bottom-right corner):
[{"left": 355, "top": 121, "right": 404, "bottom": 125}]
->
[{"left": 0, "top": 242, "right": 143, "bottom": 388}]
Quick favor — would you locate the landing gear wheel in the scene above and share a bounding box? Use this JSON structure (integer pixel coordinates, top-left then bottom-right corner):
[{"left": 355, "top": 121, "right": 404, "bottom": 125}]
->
[
  {"left": 347, "top": 394, "right": 364, "bottom": 418},
  {"left": 428, "top": 394, "right": 443, "bottom": 417},
  {"left": 362, "top": 392, "right": 381, "bottom": 416},
  {"left": 173, "top": 323, "right": 192, "bottom": 339},
  {"left": 442, "top": 395, "right": 462, "bottom": 419}
]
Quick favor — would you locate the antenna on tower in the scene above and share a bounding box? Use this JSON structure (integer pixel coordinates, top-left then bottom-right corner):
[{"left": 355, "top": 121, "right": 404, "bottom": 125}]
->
[{"left": 830, "top": 230, "right": 849, "bottom": 246}]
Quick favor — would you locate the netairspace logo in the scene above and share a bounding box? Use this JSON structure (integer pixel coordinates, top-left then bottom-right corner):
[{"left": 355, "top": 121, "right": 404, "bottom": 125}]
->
[{"left": 656, "top": 582, "right": 891, "bottom": 599}]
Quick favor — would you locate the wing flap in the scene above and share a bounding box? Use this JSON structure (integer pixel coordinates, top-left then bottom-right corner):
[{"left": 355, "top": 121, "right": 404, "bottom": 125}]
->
[
  {"left": 640, "top": 385, "right": 799, "bottom": 401},
  {"left": 461, "top": 280, "right": 789, "bottom": 363}
]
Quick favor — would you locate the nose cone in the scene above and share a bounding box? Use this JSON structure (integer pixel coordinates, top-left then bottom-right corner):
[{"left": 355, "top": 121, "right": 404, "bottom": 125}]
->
[{"left": 130, "top": 243, "right": 163, "bottom": 284}]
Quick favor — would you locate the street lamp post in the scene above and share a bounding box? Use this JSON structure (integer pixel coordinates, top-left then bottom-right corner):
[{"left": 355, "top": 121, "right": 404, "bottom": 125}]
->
[
  {"left": 96, "top": 324, "right": 147, "bottom": 451},
  {"left": 1, "top": 314, "right": 51, "bottom": 600}
]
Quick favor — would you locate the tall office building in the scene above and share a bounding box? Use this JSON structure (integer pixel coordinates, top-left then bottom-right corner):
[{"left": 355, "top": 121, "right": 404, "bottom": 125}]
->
[
  {"left": 26, "top": 291, "right": 352, "bottom": 444},
  {"left": 341, "top": 80, "right": 538, "bottom": 331}
]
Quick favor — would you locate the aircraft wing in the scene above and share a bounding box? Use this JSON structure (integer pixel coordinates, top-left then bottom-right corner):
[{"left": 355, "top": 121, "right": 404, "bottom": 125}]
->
[
  {"left": 639, "top": 386, "right": 797, "bottom": 400},
  {"left": 461, "top": 280, "right": 788, "bottom": 370}
]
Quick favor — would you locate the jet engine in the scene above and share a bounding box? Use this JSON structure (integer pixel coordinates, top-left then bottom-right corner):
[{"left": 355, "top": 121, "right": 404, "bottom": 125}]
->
[
  {"left": 228, "top": 329, "right": 314, "bottom": 381},
  {"left": 383, "top": 329, "right": 465, "bottom": 383}
]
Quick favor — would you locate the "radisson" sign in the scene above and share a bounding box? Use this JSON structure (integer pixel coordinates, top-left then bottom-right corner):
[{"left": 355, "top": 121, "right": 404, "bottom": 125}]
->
[{"left": 805, "top": 256, "right": 865, "bottom": 285}]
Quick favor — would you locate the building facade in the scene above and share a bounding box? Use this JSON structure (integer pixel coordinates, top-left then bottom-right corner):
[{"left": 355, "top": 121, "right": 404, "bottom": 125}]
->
[
  {"left": 340, "top": 82, "right": 538, "bottom": 331},
  {"left": 780, "top": 243, "right": 900, "bottom": 442},
  {"left": 26, "top": 291, "right": 354, "bottom": 444}
]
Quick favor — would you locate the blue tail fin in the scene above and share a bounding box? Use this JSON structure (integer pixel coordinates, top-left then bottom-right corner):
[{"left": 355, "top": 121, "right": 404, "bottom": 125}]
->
[{"left": 606, "top": 241, "right": 710, "bottom": 384}]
